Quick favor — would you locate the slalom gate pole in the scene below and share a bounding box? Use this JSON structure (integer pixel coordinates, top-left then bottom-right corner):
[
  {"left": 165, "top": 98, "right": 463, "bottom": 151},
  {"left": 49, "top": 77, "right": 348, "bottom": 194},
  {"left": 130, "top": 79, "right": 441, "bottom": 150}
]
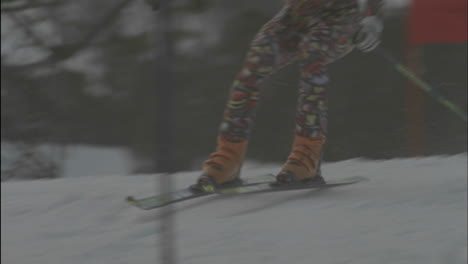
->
[
  {"left": 154, "top": 0, "right": 177, "bottom": 263},
  {"left": 373, "top": 46, "right": 467, "bottom": 122}
]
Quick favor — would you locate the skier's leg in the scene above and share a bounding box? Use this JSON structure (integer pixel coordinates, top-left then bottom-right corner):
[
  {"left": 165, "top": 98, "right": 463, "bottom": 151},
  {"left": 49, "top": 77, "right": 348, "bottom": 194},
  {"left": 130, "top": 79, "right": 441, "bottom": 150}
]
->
[
  {"left": 219, "top": 6, "right": 299, "bottom": 142},
  {"left": 277, "top": 2, "right": 360, "bottom": 183},
  {"left": 198, "top": 5, "right": 300, "bottom": 187}
]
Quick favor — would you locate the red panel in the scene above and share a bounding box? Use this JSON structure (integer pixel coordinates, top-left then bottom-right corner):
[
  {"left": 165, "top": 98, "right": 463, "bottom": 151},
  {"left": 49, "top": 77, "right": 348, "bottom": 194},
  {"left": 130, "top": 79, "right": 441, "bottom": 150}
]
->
[{"left": 407, "top": 0, "right": 468, "bottom": 45}]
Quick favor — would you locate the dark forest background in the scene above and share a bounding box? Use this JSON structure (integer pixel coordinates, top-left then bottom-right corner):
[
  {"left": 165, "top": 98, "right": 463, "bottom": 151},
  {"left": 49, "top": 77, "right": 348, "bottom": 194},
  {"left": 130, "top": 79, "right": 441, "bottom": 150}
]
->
[{"left": 2, "top": 0, "right": 466, "bottom": 179}]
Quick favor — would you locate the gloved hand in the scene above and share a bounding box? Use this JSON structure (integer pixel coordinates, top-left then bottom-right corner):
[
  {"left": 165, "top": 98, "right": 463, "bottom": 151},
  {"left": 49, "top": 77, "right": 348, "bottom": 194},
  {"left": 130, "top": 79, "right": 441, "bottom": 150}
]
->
[{"left": 354, "top": 16, "right": 383, "bottom": 52}]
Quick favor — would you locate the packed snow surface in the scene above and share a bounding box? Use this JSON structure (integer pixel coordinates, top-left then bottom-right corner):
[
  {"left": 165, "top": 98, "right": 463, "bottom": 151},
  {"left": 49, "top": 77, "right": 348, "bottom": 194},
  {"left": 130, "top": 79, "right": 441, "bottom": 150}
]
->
[{"left": 2, "top": 155, "right": 467, "bottom": 264}]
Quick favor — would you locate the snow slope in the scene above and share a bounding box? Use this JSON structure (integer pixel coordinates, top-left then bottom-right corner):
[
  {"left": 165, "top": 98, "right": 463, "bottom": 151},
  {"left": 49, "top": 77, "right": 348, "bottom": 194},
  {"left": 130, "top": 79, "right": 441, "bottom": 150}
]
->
[{"left": 2, "top": 155, "right": 467, "bottom": 264}]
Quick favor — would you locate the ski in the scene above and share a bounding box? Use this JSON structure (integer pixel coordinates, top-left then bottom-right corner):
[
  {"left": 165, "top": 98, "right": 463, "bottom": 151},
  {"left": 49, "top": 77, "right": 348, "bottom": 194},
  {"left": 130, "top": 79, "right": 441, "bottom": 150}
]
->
[
  {"left": 216, "top": 176, "right": 368, "bottom": 195},
  {"left": 126, "top": 174, "right": 275, "bottom": 210}
]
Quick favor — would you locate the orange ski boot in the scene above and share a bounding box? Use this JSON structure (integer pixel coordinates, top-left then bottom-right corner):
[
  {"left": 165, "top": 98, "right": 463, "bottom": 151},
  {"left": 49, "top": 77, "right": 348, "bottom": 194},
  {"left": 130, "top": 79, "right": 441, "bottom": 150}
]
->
[
  {"left": 194, "top": 137, "right": 248, "bottom": 191},
  {"left": 275, "top": 135, "right": 326, "bottom": 185}
]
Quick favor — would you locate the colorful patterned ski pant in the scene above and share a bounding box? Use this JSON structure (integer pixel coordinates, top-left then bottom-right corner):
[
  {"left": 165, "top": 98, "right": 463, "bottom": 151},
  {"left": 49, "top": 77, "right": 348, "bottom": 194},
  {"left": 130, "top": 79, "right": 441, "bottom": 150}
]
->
[{"left": 219, "top": 0, "right": 362, "bottom": 142}]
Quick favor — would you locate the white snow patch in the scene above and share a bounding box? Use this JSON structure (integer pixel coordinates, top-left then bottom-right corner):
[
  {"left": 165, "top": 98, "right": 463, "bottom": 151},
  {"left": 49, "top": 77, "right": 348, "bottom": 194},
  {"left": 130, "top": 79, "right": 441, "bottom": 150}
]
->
[{"left": 2, "top": 154, "right": 467, "bottom": 264}]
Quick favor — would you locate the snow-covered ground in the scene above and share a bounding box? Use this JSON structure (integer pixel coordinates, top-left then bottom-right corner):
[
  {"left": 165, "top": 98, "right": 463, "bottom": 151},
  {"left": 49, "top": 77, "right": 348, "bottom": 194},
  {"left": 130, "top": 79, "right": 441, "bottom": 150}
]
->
[{"left": 1, "top": 155, "right": 467, "bottom": 264}]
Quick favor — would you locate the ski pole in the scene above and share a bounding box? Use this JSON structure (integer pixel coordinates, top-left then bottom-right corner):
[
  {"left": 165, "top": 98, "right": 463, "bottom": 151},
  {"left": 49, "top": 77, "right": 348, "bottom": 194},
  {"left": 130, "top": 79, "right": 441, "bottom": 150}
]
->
[{"left": 373, "top": 46, "right": 467, "bottom": 122}]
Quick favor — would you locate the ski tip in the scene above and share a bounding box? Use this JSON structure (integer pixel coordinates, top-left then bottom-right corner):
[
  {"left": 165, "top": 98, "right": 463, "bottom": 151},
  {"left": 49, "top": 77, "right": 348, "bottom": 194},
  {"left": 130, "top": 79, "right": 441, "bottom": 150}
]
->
[
  {"left": 125, "top": 196, "right": 143, "bottom": 208},
  {"left": 126, "top": 196, "right": 136, "bottom": 203}
]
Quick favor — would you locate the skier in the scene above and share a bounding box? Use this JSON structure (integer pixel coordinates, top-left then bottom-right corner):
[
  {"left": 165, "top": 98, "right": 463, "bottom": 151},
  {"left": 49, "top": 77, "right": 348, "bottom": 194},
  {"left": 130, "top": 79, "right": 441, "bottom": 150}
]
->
[{"left": 195, "top": 0, "right": 384, "bottom": 189}]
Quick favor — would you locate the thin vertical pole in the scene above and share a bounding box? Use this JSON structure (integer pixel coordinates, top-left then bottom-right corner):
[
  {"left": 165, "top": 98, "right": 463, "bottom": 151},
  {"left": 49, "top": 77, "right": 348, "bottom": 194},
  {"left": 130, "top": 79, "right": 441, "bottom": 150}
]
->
[
  {"left": 155, "top": 0, "right": 176, "bottom": 263},
  {"left": 404, "top": 46, "right": 425, "bottom": 156}
]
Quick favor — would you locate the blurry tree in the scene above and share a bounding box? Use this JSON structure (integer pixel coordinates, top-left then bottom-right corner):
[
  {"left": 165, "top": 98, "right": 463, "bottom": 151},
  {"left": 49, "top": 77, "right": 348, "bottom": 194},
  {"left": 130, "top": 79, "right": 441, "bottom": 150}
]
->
[
  {"left": 1, "top": 0, "right": 141, "bottom": 179},
  {"left": 1, "top": 0, "right": 228, "bottom": 175}
]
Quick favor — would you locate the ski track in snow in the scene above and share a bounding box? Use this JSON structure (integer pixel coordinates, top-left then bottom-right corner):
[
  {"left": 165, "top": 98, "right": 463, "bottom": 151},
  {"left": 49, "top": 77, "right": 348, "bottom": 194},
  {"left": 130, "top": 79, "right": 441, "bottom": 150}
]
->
[{"left": 2, "top": 155, "right": 467, "bottom": 264}]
